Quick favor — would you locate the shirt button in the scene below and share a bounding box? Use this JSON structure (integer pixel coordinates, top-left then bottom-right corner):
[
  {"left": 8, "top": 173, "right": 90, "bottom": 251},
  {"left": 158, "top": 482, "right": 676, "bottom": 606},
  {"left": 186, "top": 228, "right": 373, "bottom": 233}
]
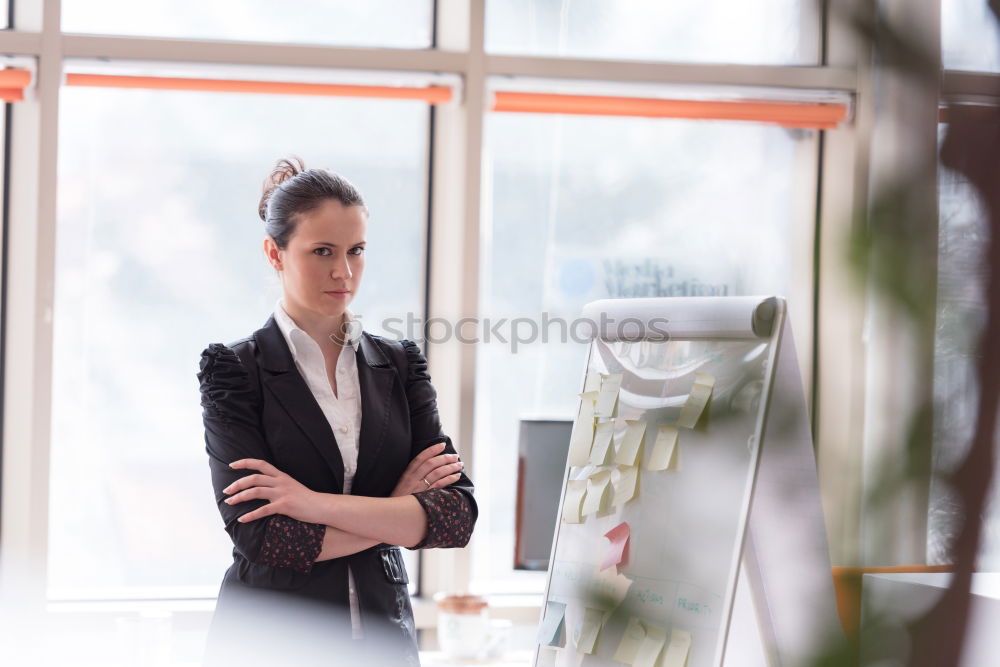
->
[
  {"left": 339, "top": 425, "right": 349, "bottom": 433},
  {"left": 339, "top": 367, "right": 347, "bottom": 374}
]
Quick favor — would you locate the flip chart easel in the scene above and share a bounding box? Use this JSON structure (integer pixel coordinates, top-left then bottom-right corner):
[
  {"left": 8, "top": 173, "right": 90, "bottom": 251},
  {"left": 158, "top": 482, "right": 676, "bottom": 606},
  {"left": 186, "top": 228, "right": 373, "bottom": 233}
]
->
[{"left": 535, "top": 296, "right": 841, "bottom": 667}]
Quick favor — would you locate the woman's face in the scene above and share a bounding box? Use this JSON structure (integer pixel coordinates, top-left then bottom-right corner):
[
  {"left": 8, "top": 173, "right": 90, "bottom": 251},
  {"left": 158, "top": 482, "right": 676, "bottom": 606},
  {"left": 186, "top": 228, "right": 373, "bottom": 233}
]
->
[{"left": 271, "top": 198, "right": 367, "bottom": 322}]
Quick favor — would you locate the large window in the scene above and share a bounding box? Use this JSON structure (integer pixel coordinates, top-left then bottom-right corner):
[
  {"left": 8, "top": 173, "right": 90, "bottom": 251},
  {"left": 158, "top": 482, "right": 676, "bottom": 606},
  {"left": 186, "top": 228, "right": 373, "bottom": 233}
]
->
[
  {"left": 929, "top": 123, "right": 997, "bottom": 569},
  {"left": 486, "top": 0, "right": 820, "bottom": 65},
  {"left": 49, "top": 83, "right": 429, "bottom": 597},
  {"left": 62, "top": 0, "right": 433, "bottom": 48},
  {"left": 942, "top": 0, "right": 1000, "bottom": 72},
  {"left": 472, "top": 109, "right": 818, "bottom": 592}
]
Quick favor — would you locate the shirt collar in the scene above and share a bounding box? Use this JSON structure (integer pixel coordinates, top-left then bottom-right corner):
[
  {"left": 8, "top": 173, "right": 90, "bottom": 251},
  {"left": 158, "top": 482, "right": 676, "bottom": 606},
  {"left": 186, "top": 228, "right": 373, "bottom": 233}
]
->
[{"left": 273, "top": 297, "right": 362, "bottom": 358}]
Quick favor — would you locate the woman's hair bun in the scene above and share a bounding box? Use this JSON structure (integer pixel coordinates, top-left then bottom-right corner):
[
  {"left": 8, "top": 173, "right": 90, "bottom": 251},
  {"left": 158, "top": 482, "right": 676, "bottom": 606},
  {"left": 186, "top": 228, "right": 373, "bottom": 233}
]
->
[{"left": 259, "top": 156, "right": 305, "bottom": 221}]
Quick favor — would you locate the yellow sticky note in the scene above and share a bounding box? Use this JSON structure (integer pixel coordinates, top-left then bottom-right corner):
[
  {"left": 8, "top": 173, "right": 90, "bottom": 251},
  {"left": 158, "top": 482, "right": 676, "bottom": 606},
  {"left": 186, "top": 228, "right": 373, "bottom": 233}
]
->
[
  {"left": 589, "top": 421, "right": 615, "bottom": 465},
  {"left": 648, "top": 425, "right": 679, "bottom": 471},
  {"left": 583, "top": 371, "right": 603, "bottom": 393},
  {"left": 582, "top": 470, "right": 612, "bottom": 516},
  {"left": 615, "top": 419, "right": 646, "bottom": 466},
  {"left": 633, "top": 623, "right": 667, "bottom": 667},
  {"left": 677, "top": 373, "right": 715, "bottom": 429},
  {"left": 595, "top": 373, "right": 623, "bottom": 418},
  {"left": 613, "top": 617, "right": 646, "bottom": 663},
  {"left": 593, "top": 569, "right": 633, "bottom": 611},
  {"left": 613, "top": 465, "right": 640, "bottom": 507},
  {"left": 662, "top": 628, "right": 692, "bottom": 667},
  {"left": 567, "top": 391, "right": 598, "bottom": 467},
  {"left": 575, "top": 607, "right": 604, "bottom": 654},
  {"left": 562, "top": 480, "right": 588, "bottom": 524}
]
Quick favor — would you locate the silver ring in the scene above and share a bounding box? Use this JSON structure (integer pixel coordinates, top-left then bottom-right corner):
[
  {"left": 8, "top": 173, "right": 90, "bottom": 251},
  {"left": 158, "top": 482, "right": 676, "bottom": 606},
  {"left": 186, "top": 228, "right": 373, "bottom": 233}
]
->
[{"left": 422, "top": 478, "right": 431, "bottom": 487}]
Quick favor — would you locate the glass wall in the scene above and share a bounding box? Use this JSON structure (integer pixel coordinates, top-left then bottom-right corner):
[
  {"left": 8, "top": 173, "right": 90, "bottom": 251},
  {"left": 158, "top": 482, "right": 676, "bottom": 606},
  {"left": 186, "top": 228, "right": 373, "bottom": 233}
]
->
[
  {"left": 472, "top": 110, "right": 817, "bottom": 591},
  {"left": 49, "top": 84, "right": 428, "bottom": 597}
]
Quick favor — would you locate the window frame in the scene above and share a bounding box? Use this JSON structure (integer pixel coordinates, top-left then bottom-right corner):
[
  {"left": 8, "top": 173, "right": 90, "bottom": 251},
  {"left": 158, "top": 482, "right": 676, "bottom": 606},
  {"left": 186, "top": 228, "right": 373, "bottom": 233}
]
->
[{"left": 1, "top": 0, "right": 978, "bottom": 641}]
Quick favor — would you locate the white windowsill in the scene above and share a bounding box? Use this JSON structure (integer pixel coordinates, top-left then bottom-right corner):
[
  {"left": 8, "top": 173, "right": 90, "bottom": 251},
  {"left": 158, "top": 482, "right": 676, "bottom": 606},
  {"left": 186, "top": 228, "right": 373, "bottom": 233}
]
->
[{"left": 46, "top": 593, "right": 543, "bottom": 628}]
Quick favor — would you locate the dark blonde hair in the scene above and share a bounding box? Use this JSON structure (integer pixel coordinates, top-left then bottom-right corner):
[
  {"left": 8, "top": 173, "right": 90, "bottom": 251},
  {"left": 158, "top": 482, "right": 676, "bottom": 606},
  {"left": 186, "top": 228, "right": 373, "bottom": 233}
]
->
[{"left": 258, "top": 156, "right": 367, "bottom": 249}]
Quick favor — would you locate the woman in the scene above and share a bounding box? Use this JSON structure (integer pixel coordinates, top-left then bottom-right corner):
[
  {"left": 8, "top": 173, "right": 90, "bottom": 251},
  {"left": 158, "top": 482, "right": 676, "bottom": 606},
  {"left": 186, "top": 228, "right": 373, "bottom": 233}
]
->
[{"left": 197, "top": 158, "right": 477, "bottom": 666}]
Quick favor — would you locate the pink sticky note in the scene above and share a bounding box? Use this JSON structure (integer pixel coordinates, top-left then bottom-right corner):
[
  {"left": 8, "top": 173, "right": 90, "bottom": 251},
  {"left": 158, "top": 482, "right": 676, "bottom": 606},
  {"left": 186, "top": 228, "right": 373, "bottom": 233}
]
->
[{"left": 600, "top": 522, "right": 630, "bottom": 571}]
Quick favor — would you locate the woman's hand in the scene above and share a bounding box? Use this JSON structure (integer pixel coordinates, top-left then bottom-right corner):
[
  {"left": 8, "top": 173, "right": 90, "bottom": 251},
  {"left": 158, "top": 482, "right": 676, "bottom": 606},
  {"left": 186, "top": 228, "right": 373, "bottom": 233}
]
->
[
  {"left": 224, "top": 458, "right": 326, "bottom": 525},
  {"left": 391, "top": 442, "right": 465, "bottom": 497}
]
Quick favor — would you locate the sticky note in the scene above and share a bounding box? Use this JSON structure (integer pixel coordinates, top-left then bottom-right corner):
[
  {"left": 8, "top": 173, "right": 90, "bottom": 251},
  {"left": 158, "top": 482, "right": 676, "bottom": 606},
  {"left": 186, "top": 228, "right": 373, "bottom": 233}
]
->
[
  {"left": 662, "top": 628, "right": 692, "bottom": 667},
  {"left": 613, "top": 617, "right": 646, "bottom": 663},
  {"left": 582, "top": 470, "right": 612, "bottom": 516},
  {"left": 648, "top": 425, "right": 679, "bottom": 471},
  {"left": 613, "top": 465, "right": 639, "bottom": 507},
  {"left": 595, "top": 373, "right": 623, "bottom": 418},
  {"left": 537, "top": 601, "right": 566, "bottom": 647},
  {"left": 567, "top": 391, "right": 598, "bottom": 466},
  {"left": 633, "top": 623, "right": 668, "bottom": 667},
  {"left": 536, "top": 647, "right": 558, "bottom": 667},
  {"left": 583, "top": 371, "right": 603, "bottom": 393},
  {"left": 575, "top": 607, "right": 604, "bottom": 654},
  {"left": 615, "top": 419, "right": 646, "bottom": 466},
  {"left": 589, "top": 421, "right": 615, "bottom": 465},
  {"left": 677, "top": 373, "right": 715, "bottom": 429},
  {"left": 562, "top": 480, "right": 588, "bottom": 524},
  {"left": 600, "top": 522, "right": 630, "bottom": 571},
  {"left": 593, "top": 569, "right": 633, "bottom": 611}
]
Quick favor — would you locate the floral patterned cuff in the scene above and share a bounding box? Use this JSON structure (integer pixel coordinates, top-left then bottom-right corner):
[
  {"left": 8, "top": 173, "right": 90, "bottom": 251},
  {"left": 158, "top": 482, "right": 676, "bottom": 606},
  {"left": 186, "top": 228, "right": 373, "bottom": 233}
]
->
[
  {"left": 409, "top": 488, "right": 474, "bottom": 550},
  {"left": 256, "top": 515, "right": 325, "bottom": 573}
]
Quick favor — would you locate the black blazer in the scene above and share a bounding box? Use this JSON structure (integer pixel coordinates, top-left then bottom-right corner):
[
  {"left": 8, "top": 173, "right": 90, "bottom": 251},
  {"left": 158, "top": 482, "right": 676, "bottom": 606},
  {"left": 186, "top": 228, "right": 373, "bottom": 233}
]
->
[{"left": 197, "top": 313, "right": 477, "bottom": 667}]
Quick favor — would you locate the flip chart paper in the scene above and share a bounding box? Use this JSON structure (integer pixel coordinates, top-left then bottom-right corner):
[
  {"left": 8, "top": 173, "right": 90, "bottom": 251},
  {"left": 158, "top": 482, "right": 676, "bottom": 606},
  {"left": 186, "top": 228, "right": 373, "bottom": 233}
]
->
[
  {"left": 537, "top": 601, "right": 566, "bottom": 647},
  {"left": 613, "top": 464, "right": 640, "bottom": 507},
  {"left": 582, "top": 470, "right": 612, "bottom": 516},
  {"left": 562, "top": 480, "right": 588, "bottom": 524},
  {"left": 536, "top": 647, "right": 558, "bottom": 667},
  {"left": 595, "top": 373, "right": 623, "bottom": 418},
  {"left": 613, "top": 617, "right": 646, "bottom": 663},
  {"left": 583, "top": 371, "right": 602, "bottom": 393},
  {"left": 677, "top": 372, "right": 715, "bottom": 428},
  {"left": 615, "top": 419, "right": 646, "bottom": 466},
  {"left": 633, "top": 623, "right": 667, "bottom": 667},
  {"left": 575, "top": 607, "right": 604, "bottom": 654},
  {"left": 600, "top": 521, "right": 630, "bottom": 571},
  {"left": 589, "top": 421, "right": 615, "bottom": 465},
  {"left": 567, "top": 391, "right": 599, "bottom": 466},
  {"left": 662, "top": 628, "right": 693, "bottom": 667},
  {"left": 648, "top": 425, "right": 679, "bottom": 471}
]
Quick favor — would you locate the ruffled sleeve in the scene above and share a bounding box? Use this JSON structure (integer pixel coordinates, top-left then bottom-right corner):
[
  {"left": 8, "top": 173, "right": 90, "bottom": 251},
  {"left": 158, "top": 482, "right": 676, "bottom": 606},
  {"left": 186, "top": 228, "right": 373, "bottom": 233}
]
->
[
  {"left": 199, "top": 342, "right": 258, "bottom": 422},
  {"left": 199, "top": 342, "right": 323, "bottom": 575}
]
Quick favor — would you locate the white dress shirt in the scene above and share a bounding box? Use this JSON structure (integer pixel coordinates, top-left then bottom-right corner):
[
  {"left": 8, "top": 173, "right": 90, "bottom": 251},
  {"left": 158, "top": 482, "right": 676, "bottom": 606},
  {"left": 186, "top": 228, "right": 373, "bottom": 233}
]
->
[{"left": 272, "top": 297, "right": 366, "bottom": 639}]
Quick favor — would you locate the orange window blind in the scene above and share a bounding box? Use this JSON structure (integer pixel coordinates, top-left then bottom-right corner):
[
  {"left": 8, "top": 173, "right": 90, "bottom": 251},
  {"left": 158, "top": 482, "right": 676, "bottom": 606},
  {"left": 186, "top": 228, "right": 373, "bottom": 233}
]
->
[
  {"left": 492, "top": 90, "right": 849, "bottom": 129},
  {"left": 63, "top": 73, "right": 453, "bottom": 103},
  {"left": 0, "top": 68, "right": 32, "bottom": 102}
]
